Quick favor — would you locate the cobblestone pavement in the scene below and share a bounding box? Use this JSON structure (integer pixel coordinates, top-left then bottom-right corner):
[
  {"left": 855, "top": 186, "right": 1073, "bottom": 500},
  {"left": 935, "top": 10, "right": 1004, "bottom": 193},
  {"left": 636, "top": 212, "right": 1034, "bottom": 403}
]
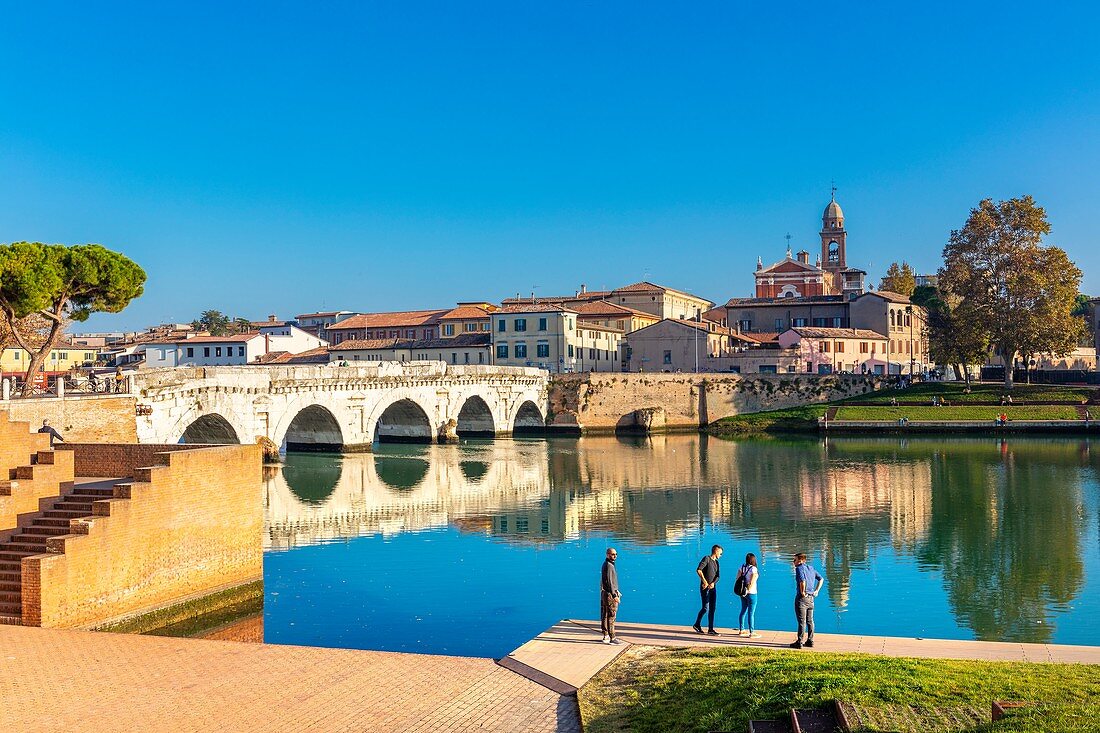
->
[{"left": 0, "top": 625, "right": 581, "bottom": 733}]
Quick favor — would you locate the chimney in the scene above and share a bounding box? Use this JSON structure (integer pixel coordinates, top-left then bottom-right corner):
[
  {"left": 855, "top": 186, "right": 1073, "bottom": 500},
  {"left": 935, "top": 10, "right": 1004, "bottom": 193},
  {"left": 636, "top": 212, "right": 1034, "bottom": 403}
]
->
[
  {"left": 268, "top": 314, "right": 277, "bottom": 322},
  {"left": 580, "top": 283, "right": 587, "bottom": 294},
  {"left": 797, "top": 250, "right": 809, "bottom": 264}
]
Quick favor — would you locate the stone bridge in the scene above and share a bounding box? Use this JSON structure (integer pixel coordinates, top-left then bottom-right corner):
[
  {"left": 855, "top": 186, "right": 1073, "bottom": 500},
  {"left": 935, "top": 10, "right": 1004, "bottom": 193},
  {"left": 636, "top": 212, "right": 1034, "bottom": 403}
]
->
[{"left": 132, "top": 363, "right": 550, "bottom": 451}]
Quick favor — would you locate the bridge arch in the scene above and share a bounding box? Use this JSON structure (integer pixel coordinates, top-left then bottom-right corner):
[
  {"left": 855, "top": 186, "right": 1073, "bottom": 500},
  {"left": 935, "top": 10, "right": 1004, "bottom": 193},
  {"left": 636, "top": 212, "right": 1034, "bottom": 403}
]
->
[
  {"left": 456, "top": 396, "right": 496, "bottom": 437},
  {"left": 513, "top": 400, "right": 545, "bottom": 436},
  {"left": 283, "top": 405, "right": 344, "bottom": 452},
  {"left": 180, "top": 413, "right": 240, "bottom": 444},
  {"left": 374, "top": 398, "right": 434, "bottom": 444}
]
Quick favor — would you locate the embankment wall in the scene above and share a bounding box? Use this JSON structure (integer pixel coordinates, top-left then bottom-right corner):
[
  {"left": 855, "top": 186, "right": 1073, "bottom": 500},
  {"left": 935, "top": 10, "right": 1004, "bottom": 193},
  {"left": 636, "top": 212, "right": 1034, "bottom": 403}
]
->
[
  {"left": 0, "top": 396, "right": 138, "bottom": 442},
  {"left": 548, "top": 373, "right": 881, "bottom": 432}
]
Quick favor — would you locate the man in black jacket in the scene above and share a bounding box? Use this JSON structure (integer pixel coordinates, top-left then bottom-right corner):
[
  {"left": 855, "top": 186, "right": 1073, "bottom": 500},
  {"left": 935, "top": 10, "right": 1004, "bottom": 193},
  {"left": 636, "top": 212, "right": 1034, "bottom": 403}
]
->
[
  {"left": 600, "top": 548, "right": 623, "bottom": 644},
  {"left": 693, "top": 544, "right": 723, "bottom": 635}
]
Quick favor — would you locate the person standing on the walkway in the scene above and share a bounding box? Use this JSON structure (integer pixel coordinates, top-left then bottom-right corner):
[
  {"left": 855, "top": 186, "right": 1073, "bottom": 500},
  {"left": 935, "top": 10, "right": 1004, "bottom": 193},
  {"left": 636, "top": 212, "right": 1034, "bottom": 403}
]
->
[
  {"left": 791, "top": 553, "right": 824, "bottom": 649},
  {"left": 114, "top": 367, "right": 126, "bottom": 394},
  {"left": 600, "top": 548, "right": 622, "bottom": 644},
  {"left": 693, "top": 544, "right": 723, "bottom": 635},
  {"left": 736, "top": 552, "right": 760, "bottom": 638},
  {"left": 38, "top": 419, "right": 64, "bottom": 446}
]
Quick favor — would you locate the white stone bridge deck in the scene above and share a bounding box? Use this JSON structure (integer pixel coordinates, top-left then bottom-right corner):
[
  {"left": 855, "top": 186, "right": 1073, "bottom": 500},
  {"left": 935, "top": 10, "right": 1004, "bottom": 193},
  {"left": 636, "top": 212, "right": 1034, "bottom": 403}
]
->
[{"left": 133, "top": 363, "right": 550, "bottom": 451}]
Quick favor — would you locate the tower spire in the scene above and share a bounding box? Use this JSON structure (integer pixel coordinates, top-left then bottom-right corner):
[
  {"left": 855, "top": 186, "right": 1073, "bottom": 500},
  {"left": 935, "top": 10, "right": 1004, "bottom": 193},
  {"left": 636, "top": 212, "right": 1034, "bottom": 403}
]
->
[
  {"left": 830, "top": 180, "right": 837, "bottom": 201},
  {"left": 785, "top": 232, "right": 792, "bottom": 259}
]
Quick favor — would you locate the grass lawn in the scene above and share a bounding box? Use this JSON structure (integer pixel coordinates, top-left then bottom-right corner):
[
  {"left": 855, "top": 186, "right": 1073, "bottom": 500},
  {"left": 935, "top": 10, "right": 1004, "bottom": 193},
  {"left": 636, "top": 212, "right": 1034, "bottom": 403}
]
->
[
  {"left": 578, "top": 646, "right": 1100, "bottom": 733},
  {"left": 856, "top": 383, "right": 1095, "bottom": 405},
  {"left": 834, "top": 405, "right": 1080, "bottom": 422},
  {"left": 709, "top": 404, "right": 829, "bottom": 433}
]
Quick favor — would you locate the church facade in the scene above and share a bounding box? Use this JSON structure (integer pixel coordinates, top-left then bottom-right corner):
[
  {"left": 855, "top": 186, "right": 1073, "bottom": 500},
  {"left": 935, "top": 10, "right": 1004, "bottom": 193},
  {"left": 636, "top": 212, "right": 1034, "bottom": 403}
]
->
[{"left": 754, "top": 194, "right": 867, "bottom": 299}]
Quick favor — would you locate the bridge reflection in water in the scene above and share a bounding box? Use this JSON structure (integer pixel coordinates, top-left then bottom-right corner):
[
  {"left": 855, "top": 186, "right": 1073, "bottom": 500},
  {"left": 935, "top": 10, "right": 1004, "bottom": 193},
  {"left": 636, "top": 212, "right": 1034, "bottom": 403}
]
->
[{"left": 262, "top": 435, "right": 1099, "bottom": 652}]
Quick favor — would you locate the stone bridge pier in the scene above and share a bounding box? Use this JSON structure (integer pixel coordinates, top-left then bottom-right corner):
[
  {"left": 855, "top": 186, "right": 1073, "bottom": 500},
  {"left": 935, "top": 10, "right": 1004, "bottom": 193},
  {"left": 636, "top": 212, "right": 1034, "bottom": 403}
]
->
[{"left": 132, "top": 363, "right": 550, "bottom": 452}]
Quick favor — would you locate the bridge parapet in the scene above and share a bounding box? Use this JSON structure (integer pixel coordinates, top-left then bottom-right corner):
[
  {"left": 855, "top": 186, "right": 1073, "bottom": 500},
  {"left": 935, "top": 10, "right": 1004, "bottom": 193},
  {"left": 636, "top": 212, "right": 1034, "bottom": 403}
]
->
[{"left": 132, "top": 363, "right": 550, "bottom": 450}]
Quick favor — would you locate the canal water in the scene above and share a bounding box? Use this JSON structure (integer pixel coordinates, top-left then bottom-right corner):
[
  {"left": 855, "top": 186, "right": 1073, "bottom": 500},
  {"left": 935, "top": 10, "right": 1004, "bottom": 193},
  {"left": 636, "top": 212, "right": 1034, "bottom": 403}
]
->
[{"left": 262, "top": 434, "right": 1100, "bottom": 658}]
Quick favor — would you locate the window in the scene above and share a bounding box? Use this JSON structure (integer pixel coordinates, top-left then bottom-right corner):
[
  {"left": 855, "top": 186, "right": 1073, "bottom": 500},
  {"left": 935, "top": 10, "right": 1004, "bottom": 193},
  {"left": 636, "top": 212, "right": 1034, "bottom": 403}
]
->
[
  {"left": 836, "top": 341, "right": 845, "bottom": 353},
  {"left": 538, "top": 317, "right": 547, "bottom": 331},
  {"left": 514, "top": 318, "right": 527, "bottom": 332},
  {"left": 819, "top": 341, "right": 829, "bottom": 353},
  {"left": 589, "top": 348, "right": 597, "bottom": 360},
  {"left": 500, "top": 518, "right": 508, "bottom": 532},
  {"left": 443, "top": 324, "right": 455, "bottom": 336},
  {"left": 832, "top": 317, "right": 843, "bottom": 327},
  {"left": 498, "top": 319, "right": 506, "bottom": 332},
  {"left": 464, "top": 352, "right": 470, "bottom": 364},
  {"left": 464, "top": 323, "right": 476, "bottom": 332},
  {"left": 515, "top": 343, "right": 527, "bottom": 358},
  {"left": 238, "top": 346, "right": 245, "bottom": 356},
  {"left": 663, "top": 350, "right": 672, "bottom": 364},
  {"left": 792, "top": 318, "right": 807, "bottom": 327},
  {"left": 536, "top": 342, "right": 549, "bottom": 358},
  {"left": 480, "top": 322, "right": 489, "bottom": 331},
  {"left": 204, "top": 347, "right": 210, "bottom": 357},
  {"left": 478, "top": 352, "right": 484, "bottom": 364},
  {"left": 405, "top": 329, "right": 415, "bottom": 339},
  {"left": 739, "top": 319, "right": 752, "bottom": 331},
  {"left": 451, "top": 353, "right": 457, "bottom": 364},
  {"left": 568, "top": 344, "right": 574, "bottom": 358},
  {"left": 186, "top": 347, "right": 194, "bottom": 357},
  {"left": 860, "top": 342, "right": 869, "bottom": 353},
  {"left": 774, "top": 318, "right": 783, "bottom": 331},
  {"left": 497, "top": 343, "right": 508, "bottom": 358},
  {"left": 215, "top": 347, "right": 222, "bottom": 357},
  {"left": 812, "top": 317, "right": 827, "bottom": 327}
]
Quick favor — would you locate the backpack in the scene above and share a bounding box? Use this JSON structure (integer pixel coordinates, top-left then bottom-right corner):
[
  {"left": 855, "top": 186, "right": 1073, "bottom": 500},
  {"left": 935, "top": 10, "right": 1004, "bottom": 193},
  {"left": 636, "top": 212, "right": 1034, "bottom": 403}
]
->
[{"left": 734, "top": 565, "right": 751, "bottom": 597}]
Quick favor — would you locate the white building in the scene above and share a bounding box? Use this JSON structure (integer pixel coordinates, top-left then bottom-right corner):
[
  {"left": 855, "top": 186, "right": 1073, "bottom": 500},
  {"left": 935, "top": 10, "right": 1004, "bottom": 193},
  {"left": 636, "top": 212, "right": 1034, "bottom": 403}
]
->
[{"left": 145, "top": 327, "right": 328, "bottom": 368}]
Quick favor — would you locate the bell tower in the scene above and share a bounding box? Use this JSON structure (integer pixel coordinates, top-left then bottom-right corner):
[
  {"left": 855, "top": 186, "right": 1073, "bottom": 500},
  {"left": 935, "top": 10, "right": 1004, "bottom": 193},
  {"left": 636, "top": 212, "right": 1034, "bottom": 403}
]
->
[{"left": 820, "top": 186, "right": 846, "bottom": 293}]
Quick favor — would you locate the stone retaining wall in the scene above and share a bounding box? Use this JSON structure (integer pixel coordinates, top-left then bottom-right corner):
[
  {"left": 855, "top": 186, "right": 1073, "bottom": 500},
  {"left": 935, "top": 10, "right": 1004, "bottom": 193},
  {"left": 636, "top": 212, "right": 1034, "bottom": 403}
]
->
[
  {"left": 0, "top": 395, "right": 138, "bottom": 442},
  {"left": 548, "top": 373, "right": 882, "bottom": 432},
  {"left": 22, "top": 443, "right": 263, "bottom": 628},
  {"left": 55, "top": 443, "right": 201, "bottom": 478}
]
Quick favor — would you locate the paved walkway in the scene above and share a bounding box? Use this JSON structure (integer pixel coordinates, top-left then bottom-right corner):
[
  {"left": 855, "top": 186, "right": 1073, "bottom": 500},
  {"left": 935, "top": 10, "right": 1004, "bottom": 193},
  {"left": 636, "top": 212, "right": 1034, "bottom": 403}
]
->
[
  {"left": 0, "top": 625, "right": 580, "bottom": 733},
  {"left": 502, "top": 619, "right": 1100, "bottom": 695}
]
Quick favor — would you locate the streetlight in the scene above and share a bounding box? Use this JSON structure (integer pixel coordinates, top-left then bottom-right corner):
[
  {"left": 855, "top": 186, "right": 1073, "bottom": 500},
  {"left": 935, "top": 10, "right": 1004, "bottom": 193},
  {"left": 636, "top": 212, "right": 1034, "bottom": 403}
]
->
[{"left": 905, "top": 305, "right": 915, "bottom": 378}]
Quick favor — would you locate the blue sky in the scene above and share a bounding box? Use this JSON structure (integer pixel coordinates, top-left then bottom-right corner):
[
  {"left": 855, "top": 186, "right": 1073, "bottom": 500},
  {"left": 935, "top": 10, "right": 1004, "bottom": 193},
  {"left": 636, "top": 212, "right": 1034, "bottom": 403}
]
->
[{"left": 2, "top": 2, "right": 1098, "bottom": 331}]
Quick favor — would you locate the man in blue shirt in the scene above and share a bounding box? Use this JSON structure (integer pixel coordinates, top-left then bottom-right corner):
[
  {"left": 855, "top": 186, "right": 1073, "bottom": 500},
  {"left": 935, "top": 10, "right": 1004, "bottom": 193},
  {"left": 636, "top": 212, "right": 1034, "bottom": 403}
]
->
[{"left": 791, "top": 553, "right": 824, "bottom": 648}]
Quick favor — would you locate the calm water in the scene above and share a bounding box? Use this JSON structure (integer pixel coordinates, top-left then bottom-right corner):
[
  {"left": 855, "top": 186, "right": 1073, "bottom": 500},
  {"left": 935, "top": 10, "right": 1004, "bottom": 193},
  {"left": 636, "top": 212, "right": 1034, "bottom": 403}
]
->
[{"left": 262, "top": 435, "right": 1100, "bottom": 657}]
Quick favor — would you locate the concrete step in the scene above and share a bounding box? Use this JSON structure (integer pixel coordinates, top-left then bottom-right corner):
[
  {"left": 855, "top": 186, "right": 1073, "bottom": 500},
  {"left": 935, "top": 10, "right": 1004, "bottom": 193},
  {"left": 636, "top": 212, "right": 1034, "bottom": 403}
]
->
[
  {"left": 32, "top": 518, "right": 74, "bottom": 528},
  {"left": 0, "top": 551, "right": 37, "bottom": 562},
  {"left": 13, "top": 532, "right": 60, "bottom": 544},
  {"left": 44, "top": 510, "right": 92, "bottom": 519},
  {"left": 24, "top": 525, "right": 70, "bottom": 537},
  {"left": 791, "top": 707, "right": 840, "bottom": 733},
  {"left": 748, "top": 721, "right": 792, "bottom": 733},
  {"left": 71, "top": 487, "right": 115, "bottom": 498},
  {"left": 1, "top": 542, "right": 48, "bottom": 554},
  {"left": 0, "top": 613, "right": 21, "bottom": 626},
  {"left": 58, "top": 499, "right": 94, "bottom": 510}
]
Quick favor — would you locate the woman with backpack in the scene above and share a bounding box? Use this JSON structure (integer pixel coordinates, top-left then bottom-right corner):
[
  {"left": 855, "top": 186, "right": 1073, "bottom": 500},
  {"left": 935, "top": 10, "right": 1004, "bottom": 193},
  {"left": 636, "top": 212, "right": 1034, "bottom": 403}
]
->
[{"left": 735, "top": 552, "right": 760, "bottom": 638}]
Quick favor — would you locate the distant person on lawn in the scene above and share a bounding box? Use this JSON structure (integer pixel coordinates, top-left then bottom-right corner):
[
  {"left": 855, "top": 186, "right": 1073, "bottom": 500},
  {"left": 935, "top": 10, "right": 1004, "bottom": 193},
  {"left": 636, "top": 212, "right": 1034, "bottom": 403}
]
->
[
  {"left": 791, "top": 553, "right": 824, "bottom": 649},
  {"left": 736, "top": 552, "right": 760, "bottom": 638},
  {"left": 600, "top": 548, "right": 623, "bottom": 645},
  {"left": 38, "top": 419, "right": 64, "bottom": 446},
  {"left": 693, "top": 544, "right": 723, "bottom": 635}
]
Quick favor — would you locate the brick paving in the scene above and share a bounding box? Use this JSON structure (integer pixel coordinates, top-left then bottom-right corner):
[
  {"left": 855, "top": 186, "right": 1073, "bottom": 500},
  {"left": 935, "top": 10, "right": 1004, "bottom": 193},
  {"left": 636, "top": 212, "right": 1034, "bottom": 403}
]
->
[{"left": 0, "top": 625, "right": 580, "bottom": 733}]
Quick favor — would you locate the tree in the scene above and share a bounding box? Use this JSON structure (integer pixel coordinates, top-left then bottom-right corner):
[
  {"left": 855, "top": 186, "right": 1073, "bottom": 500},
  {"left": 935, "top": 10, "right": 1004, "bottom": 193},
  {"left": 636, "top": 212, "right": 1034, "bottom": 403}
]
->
[
  {"left": 939, "top": 196, "right": 1083, "bottom": 388},
  {"left": 879, "top": 261, "right": 916, "bottom": 296},
  {"left": 190, "top": 311, "right": 255, "bottom": 336},
  {"left": 0, "top": 242, "right": 145, "bottom": 395},
  {"left": 923, "top": 289, "right": 989, "bottom": 382}
]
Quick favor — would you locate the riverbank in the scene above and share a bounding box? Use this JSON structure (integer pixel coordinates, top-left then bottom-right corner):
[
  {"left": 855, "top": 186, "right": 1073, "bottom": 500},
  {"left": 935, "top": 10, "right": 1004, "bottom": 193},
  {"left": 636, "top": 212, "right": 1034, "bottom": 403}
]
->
[
  {"left": 579, "top": 644, "right": 1100, "bottom": 733},
  {"left": 710, "top": 382, "right": 1099, "bottom": 435}
]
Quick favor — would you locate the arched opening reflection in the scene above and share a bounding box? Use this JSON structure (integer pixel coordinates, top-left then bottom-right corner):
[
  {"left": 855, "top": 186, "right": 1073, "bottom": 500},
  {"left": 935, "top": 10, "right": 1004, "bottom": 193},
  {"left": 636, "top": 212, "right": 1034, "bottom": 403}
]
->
[
  {"left": 460, "top": 460, "right": 489, "bottom": 483},
  {"left": 374, "top": 399, "right": 434, "bottom": 444},
  {"left": 180, "top": 414, "right": 239, "bottom": 444},
  {"left": 457, "top": 396, "right": 495, "bottom": 438},
  {"left": 285, "top": 405, "right": 344, "bottom": 452},
  {"left": 374, "top": 455, "right": 430, "bottom": 490},
  {"left": 282, "top": 453, "right": 342, "bottom": 504},
  {"left": 513, "top": 401, "right": 545, "bottom": 436}
]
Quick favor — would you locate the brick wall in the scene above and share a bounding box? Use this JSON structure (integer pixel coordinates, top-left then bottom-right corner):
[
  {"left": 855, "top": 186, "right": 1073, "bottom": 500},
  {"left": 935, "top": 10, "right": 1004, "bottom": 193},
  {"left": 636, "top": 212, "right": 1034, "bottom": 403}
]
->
[
  {"left": 1, "top": 396, "right": 138, "bottom": 443},
  {"left": 22, "top": 444, "right": 263, "bottom": 628},
  {"left": 548, "top": 372, "right": 882, "bottom": 431},
  {"left": 55, "top": 443, "right": 205, "bottom": 478},
  {"left": 0, "top": 411, "right": 74, "bottom": 536}
]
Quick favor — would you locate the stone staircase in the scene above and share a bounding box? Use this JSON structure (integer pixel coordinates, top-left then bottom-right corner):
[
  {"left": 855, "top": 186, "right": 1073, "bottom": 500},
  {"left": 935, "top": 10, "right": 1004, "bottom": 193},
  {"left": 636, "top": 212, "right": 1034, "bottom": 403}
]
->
[{"left": 0, "top": 415, "right": 80, "bottom": 626}]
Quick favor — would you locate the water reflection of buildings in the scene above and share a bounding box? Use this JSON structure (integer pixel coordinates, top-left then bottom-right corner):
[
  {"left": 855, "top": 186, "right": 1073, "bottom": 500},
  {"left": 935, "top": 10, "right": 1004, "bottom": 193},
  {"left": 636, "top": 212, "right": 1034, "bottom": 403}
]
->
[{"left": 264, "top": 434, "right": 1094, "bottom": 643}]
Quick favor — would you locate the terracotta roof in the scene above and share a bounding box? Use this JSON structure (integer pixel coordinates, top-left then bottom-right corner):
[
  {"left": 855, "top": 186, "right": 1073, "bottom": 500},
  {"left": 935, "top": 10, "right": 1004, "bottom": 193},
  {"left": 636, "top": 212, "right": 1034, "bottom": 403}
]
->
[
  {"left": 572, "top": 300, "right": 657, "bottom": 319},
  {"left": 628, "top": 318, "right": 754, "bottom": 342},
  {"left": 439, "top": 305, "right": 492, "bottom": 321},
  {"left": 326, "top": 310, "right": 447, "bottom": 331},
  {"left": 862, "top": 290, "right": 913, "bottom": 304},
  {"left": 724, "top": 295, "right": 847, "bottom": 307},
  {"left": 746, "top": 331, "right": 782, "bottom": 343},
  {"left": 173, "top": 333, "right": 262, "bottom": 344},
  {"left": 328, "top": 338, "right": 407, "bottom": 352},
  {"left": 789, "top": 327, "right": 887, "bottom": 339},
  {"left": 611, "top": 282, "right": 712, "bottom": 303},
  {"left": 497, "top": 303, "right": 577, "bottom": 314},
  {"left": 261, "top": 347, "right": 331, "bottom": 364}
]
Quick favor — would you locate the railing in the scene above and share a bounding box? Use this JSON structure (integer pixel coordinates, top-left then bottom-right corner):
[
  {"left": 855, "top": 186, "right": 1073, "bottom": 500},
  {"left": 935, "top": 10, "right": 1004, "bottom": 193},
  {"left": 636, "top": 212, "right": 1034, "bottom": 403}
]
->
[{"left": 0, "top": 374, "right": 135, "bottom": 401}]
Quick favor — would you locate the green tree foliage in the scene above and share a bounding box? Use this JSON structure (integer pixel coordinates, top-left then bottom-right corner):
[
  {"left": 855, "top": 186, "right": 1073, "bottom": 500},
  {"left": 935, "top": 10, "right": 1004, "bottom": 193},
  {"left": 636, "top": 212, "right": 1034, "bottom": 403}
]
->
[
  {"left": 922, "top": 289, "right": 990, "bottom": 382},
  {"left": 190, "top": 310, "right": 255, "bottom": 336},
  {"left": 879, "top": 261, "right": 916, "bottom": 296},
  {"left": 0, "top": 242, "right": 145, "bottom": 394},
  {"left": 940, "top": 196, "right": 1083, "bottom": 388}
]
